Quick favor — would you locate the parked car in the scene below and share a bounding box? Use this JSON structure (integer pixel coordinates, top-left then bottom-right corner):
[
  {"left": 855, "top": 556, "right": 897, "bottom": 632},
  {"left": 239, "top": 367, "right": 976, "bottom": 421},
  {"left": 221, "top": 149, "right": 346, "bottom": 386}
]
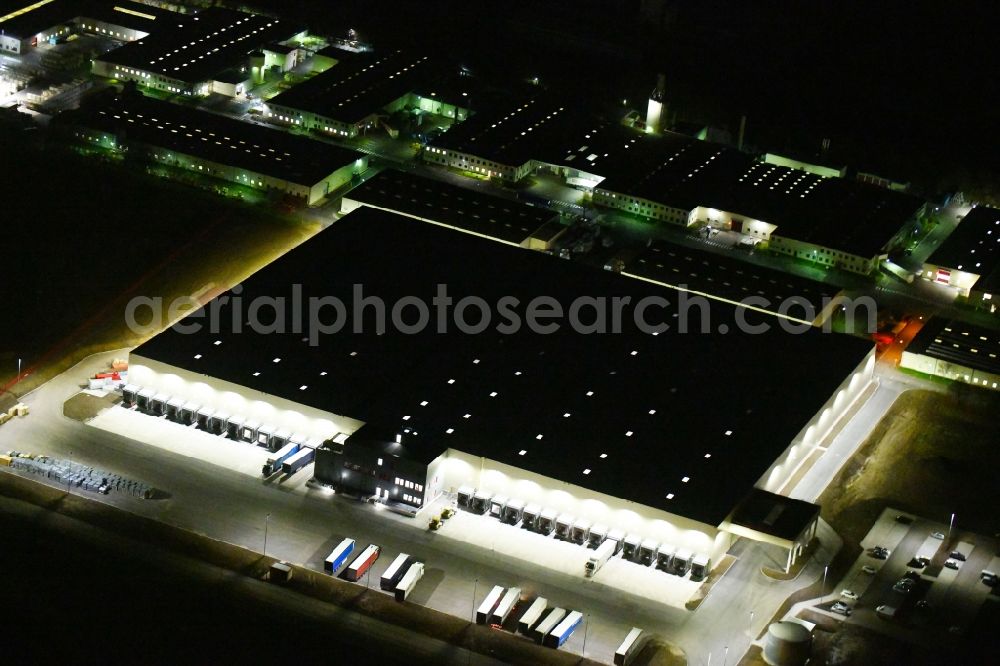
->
[
  {"left": 840, "top": 589, "right": 859, "bottom": 600},
  {"left": 916, "top": 599, "right": 931, "bottom": 610},
  {"left": 893, "top": 580, "right": 914, "bottom": 594},
  {"left": 944, "top": 559, "right": 960, "bottom": 570},
  {"left": 931, "top": 531, "right": 945, "bottom": 540},
  {"left": 949, "top": 551, "right": 967, "bottom": 561},
  {"left": 831, "top": 601, "right": 852, "bottom": 616},
  {"left": 907, "top": 556, "right": 929, "bottom": 568},
  {"left": 871, "top": 546, "right": 890, "bottom": 559},
  {"left": 895, "top": 514, "right": 913, "bottom": 524},
  {"left": 862, "top": 565, "right": 877, "bottom": 575}
]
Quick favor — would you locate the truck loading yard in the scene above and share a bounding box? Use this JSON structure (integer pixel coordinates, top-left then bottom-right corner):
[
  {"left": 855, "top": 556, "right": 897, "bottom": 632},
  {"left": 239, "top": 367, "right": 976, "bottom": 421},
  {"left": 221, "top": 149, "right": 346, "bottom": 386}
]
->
[{"left": 0, "top": 348, "right": 857, "bottom": 665}]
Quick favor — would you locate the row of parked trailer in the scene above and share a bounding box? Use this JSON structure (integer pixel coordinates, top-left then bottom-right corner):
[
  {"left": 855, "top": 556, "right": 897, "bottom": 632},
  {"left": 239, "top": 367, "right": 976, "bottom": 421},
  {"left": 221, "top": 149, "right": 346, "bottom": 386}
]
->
[
  {"left": 457, "top": 487, "right": 710, "bottom": 580},
  {"left": 474, "top": 584, "right": 650, "bottom": 663},
  {"left": 120, "top": 384, "right": 331, "bottom": 477},
  {"left": 475, "top": 585, "right": 583, "bottom": 649},
  {"left": 324, "top": 538, "right": 425, "bottom": 601}
]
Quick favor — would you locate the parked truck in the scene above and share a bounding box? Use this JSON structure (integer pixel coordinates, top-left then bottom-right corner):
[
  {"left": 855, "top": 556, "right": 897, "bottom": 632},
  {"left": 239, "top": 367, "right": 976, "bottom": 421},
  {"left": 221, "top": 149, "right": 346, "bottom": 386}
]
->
[
  {"left": 614, "top": 627, "right": 647, "bottom": 666},
  {"left": 262, "top": 441, "right": 300, "bottom": 476},
  {"left": 476, "top": 585, "right": 505, "bottom": 624},
  {"left": 344, "top": 544, "right": 381, "bottom": 582},
  {"left": 585, "top": 539, "right": 616, "bottom": 577},
  {"left": 394, "top": 561, "right": 424, "bottom": 601},
  {"left": 281, "top": 446, "right": 315, "bottom": 475},
  {"left": 532, "top": 608, "right": 566, "bottom": 643},
  {"left": 489, "top": 587, "right": 521, "bottom": 627},
  {"left": 517, "top": 597, "right": 548, "bottom": 635},
  {"left": 380, "top": 553, "right": 412, "bottom": 591},
  {"left": 544, "top": 611, "right": 583, "bottom": 648},
  {"left": 324, "top": 538, "right": 355, "bottom": 574}
]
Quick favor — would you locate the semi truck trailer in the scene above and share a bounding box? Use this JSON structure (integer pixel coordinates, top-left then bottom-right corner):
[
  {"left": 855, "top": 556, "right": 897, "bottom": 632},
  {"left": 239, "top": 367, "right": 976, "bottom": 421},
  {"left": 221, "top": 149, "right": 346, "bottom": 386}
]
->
[
  {"left": 380, "top": 553, "right": 412, "bottom": 591},
  {"left": 345, "top": 544, "right": 381, "bottom": 582},
  {"left": 476, "top": 585, "right": 505, "bottom": 624},
  {"left": 281, "top": 446, "right": 315, "bottom": 475},
  {"left": 544, "top": 611, "right": 583, "bottom": 648},
  {"left": 517, "top": 597, "right": 548, "bottom": 635},
  {"left": 585, "top": 539, "right": 616, "bottom": 577},
  {"left": 394, "top": 562, "right": 424, "bottom": 601},
  {"left": 262, "top": 441, "right": 300, "bottom": 476},
  {"left": 325, "top": 538, "right": 355, "bottom": 574}
]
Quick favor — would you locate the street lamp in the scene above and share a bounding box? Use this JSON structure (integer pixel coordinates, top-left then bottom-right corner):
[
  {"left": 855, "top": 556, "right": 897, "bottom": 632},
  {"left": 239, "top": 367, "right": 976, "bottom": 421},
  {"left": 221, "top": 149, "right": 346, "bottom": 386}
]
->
[
  {"left": 471, "top": 578, "right": 478, "bottom": 622},
  {"left": 750, "top": 610, "right": 755, "bottom": 642},
  {"left": 948, "top": 512, "right": 956, "bottom": 541},
  {"left": 582, "top": 613, "right": 590, "bottom": 657},
  {"left": 263, "top": 512, "right": 271, "bottom": 558},
  {"left": 823, "top": 565, "right": 829, "bottom": 598},
  {"left": 723, "top": 645, "right": 729, "bottom": 666}
]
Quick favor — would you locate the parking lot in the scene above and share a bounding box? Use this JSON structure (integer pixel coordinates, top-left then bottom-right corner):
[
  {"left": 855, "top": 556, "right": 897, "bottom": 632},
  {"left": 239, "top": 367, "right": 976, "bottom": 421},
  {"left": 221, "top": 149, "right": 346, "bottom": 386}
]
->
[{"left": 804, "top": 507, "right": 998, "bottom": 646}]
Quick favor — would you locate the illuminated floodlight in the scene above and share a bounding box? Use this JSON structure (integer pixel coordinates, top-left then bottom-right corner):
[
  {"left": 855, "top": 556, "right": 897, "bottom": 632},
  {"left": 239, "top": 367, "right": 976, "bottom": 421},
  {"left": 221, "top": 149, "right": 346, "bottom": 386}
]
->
[
  {"left": 583, "top": 468, "right": 591, "bottom": 475},
  {"left": 518, "top": 450, "right": 527, "bottom": 456}
]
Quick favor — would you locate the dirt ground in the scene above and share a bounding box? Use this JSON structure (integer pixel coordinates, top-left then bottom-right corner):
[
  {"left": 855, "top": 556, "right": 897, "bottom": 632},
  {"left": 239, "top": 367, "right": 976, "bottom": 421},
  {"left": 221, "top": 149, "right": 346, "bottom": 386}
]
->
[
  {"left": 0, "top": 126, "right": 319, "bottom": 399},
  {"left": 63, "top": 391, "right": 120, "bottom": 421},
  {"left": 819, "top": 387, "right": 1000, "bottom": 547}
]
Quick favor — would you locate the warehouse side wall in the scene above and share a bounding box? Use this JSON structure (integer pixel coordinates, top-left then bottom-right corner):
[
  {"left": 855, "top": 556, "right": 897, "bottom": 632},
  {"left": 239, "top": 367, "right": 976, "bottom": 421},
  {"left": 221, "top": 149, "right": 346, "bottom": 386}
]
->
[
  {"left": 438, "top": 448, "right": 731, "bottom": 565},
  {"left": 757, "top": 348, "right": 876, "bottom": 494},
  {"left": 128, "top": 354, "right": 363, "bottom": 441}
]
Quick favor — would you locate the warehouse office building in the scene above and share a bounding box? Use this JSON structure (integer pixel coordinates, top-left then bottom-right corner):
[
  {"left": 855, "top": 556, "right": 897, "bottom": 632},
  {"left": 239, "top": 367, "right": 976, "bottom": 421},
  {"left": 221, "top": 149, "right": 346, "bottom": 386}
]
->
[
  {"left": 126, "top": 207, "right": 875, "bottom": 570},
  {"left": 901, "top": 318, "right": 1000, "bottom": 391},
  {"left": 62, "top": 91, "right": 366, "bottom": 204},
  {"left": 920, "top": 206, "right": 1000, "bottom": 304}
]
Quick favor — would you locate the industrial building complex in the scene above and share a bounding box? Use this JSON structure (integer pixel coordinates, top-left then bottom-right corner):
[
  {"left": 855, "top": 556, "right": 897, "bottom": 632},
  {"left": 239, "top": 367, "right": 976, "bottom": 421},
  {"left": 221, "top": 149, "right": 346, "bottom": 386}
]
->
[
  {"left": 59, "top": 90, "right": 366, "bottom": 204},
  {"left": 124, "top": 206, "right": 875, "bottom": 571},
  {"left": 91, "top": 7, "right": 306, "bottom": 97},
  {"left": 424, "top": 94, "right": 925, "bottom": 275}
]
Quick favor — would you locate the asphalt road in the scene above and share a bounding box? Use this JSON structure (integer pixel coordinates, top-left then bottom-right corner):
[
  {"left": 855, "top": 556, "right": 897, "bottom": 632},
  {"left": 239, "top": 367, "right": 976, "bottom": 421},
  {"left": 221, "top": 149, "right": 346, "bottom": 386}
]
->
[{"left": 1, "top": 349, "right": 872, "bottom": 665}]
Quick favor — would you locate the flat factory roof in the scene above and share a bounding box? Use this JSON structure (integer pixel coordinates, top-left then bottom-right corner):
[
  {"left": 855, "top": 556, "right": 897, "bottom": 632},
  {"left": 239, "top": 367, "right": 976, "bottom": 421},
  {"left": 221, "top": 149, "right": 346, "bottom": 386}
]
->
[
  {"left": 598, "top": 136, "right": 923, "bottom": 259},
  {"left": 0, "top": 0, "right": 71, "bottom": 38},
  {"left": 728, "top": 489, "right": 820, "bottom": 542},
  {"left": 433, "top": 97, "right": 920, "bottom": 258},
  {"left": 429, "top": 93, "right": 574, "bottom": 168},
  {"left": 77, "top": 0, "right": 180, "bottom": 33},
  {"left": 134, "top": 206, "right": 873, "bottom": 526},
  {"left": 96, "top": 7, "right": 302, "bottom": 84},
  {"left": 927, "top": 206, "right": 1000, "bottom": 293},
  {"left": 266, "top": 49, "right": 442, "bottom": 125},
  {"left": 61, "top": 91, "right": 363, "bottom": 186},
  {"left": 344, "top": 169, "right": 556, "bottom": 246},
  {"left": 626, "top": 240, "right": 841, "bottom": 319},
  {"left": 906, "top": 318, "right": 1000, "bottom": 377}
]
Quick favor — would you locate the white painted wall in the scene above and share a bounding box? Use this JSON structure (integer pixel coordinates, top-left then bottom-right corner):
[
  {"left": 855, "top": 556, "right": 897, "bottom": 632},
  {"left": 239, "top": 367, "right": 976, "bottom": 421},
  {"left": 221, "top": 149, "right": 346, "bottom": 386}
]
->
[
  {"left": 436, "top": 448, "right": 731, "bottom": 565},
  {"left": 757, "top": 348, "right": 876, "bottom": 493},
  {"left": 129, "top": 354, "right": 364, "bottom": 441}
]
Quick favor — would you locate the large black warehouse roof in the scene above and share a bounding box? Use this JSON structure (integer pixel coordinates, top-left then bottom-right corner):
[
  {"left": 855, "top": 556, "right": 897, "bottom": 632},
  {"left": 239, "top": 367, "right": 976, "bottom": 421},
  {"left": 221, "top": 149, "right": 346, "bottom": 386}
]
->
[{"left": 134, "top": 206, "right": 873, "bottom": 525}]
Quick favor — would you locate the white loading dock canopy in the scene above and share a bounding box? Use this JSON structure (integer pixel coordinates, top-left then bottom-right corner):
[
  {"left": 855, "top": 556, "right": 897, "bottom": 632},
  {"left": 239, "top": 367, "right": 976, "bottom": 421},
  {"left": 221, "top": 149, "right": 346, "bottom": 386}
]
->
[{"left": 719, "top": 489, "right": 820, "bottom": 572}]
